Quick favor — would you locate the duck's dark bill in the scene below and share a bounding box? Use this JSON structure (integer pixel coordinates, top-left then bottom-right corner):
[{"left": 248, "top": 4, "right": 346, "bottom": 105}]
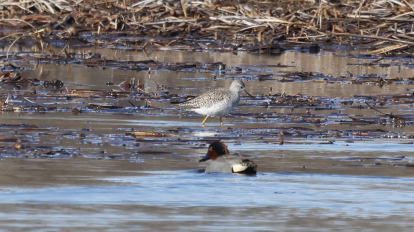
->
[{"left": 199, "top": 155, "right": 210, "bottom": 162}]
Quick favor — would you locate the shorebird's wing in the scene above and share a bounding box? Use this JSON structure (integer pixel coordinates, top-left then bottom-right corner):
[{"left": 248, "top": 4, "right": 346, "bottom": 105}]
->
[{"left": 176, "top": 89, "right": 228, "bottom": 108}]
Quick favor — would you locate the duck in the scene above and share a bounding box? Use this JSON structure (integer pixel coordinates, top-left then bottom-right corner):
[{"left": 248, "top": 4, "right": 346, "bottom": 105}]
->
[
  {"left": 199, "top": 141, "right": 257, "bottom": 174},
  {"left": 173, "top": 80, "right": 253, "bottom": 127}
]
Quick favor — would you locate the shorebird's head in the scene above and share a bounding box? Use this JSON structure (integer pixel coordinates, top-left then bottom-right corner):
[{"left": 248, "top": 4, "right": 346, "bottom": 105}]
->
[
  {"left": 199, "top": 141, "right": 229, "bottom": 162},
  {"left": 230, "top": 80, "right": 254, "bottom": 98}
]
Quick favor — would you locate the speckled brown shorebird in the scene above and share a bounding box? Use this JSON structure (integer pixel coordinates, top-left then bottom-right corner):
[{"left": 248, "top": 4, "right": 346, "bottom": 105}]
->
[{"left": 174, "top": 80, "right": 253, "bottom": 127}]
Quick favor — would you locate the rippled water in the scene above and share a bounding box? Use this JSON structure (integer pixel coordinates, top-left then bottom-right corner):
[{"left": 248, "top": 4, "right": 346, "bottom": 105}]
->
[
  {"left": 2, "top": 170, "right": 414, "bottom": 231},
  {"left": 1, "top": 47, "right": 414, "bottom": 231}
]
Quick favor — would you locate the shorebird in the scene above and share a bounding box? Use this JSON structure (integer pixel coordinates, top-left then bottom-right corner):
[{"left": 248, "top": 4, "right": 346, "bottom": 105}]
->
[
  {"left": 174, "top": 80, "right": 253, "bottom": 127},
  {"left": 199, "top": 141, "right": 257, "bottom": 174}
]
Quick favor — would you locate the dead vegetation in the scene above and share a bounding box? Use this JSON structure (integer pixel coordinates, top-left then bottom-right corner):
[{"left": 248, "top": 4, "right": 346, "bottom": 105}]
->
[{"left": 2, "top": 0, "right": 414, "bottom": 54}]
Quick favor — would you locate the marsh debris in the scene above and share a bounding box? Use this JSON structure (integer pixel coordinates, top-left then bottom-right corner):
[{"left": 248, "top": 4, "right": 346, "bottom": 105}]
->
[{"left": 3, "top": 0, "right": 414, "bottom": 55}]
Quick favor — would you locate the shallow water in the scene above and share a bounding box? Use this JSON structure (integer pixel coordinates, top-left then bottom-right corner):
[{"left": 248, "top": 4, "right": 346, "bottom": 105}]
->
[
  {"left": 1, "top": 47, "right": 414, "bottom": 231},
  {"left": 2, "top": 168, "right": 414, "bottom": 231}
]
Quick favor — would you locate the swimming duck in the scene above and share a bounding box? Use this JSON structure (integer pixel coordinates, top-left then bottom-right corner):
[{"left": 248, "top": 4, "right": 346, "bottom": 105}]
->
[{"left": 199, "top": 141, "right": 257, "bottom": 174}]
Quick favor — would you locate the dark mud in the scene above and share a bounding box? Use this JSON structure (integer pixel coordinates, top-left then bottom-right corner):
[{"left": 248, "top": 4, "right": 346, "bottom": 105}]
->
[{"left": 0, "top": 48, "right": 413, "bottom": 170}]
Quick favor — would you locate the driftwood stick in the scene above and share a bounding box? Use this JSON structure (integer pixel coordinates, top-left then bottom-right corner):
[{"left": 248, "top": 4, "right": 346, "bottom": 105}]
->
[
  {"left": 130, "top": 0, "right": 157, "bottom": 8},
  {"left": 402, "top": 0, "right": 414, "bottom": 13},
  {"left": 0, "top": 19, "right": 37, "bottom": 31},
  {"left": 365, "top": 102, "right": 406, "bottom": 120},
  {"left": 58, "top": 43, "right": 69, "bottom": 56},
  {"left": 369, "top": 44, "right": 409, "bottom": 55},
  {"left": 329, "top": 32, "right": 414, "bottom": 45},
  {"left": 365, "top": 101, "right": 388, "bottom": 115},
  {"left": 181, "top": 0, "right": 187, "bottom": 18},
  {"left": 370, "top": 57, "right": 384, "bottom": 63},
  {"left": 278, "top": 131, "right": 284, "bottom": 145}
]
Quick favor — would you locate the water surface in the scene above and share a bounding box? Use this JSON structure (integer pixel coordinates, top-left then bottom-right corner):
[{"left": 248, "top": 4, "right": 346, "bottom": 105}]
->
[{"left": 1, "top": 48, "right": 414, "bottom": 231}]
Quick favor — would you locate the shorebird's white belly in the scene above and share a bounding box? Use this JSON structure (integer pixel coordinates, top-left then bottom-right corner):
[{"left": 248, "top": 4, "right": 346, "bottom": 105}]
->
[{"left": 192, "top": 101, "right": 236, "bottom": 117}]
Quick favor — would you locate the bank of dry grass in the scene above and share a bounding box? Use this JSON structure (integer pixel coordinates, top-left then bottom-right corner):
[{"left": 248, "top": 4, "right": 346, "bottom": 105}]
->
[{"left": 1, "top": 0, "right": 414, "bottom": 54}]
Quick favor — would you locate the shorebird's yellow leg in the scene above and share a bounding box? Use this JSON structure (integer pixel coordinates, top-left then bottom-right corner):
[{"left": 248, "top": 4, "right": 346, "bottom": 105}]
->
[
  {"left": 220, "top": 117, "right": 223, "bottom": 127},
  {"left": 201, "top": 115, "right": 209, "bottom": 125}
]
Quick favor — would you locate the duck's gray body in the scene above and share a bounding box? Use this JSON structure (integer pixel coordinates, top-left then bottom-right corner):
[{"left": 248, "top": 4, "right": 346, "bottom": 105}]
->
[
  {"left": 204, "top": 154, "right": 257, "bottom": 174},
  {"left": 199, "top": 141, "right": 257, "bottom": 174}
]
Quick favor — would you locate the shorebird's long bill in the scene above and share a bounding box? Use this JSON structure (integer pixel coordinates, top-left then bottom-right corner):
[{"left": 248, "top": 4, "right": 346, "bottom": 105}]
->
[{"left": 244, "top": 90, "right": 254, "bottom": 98}]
